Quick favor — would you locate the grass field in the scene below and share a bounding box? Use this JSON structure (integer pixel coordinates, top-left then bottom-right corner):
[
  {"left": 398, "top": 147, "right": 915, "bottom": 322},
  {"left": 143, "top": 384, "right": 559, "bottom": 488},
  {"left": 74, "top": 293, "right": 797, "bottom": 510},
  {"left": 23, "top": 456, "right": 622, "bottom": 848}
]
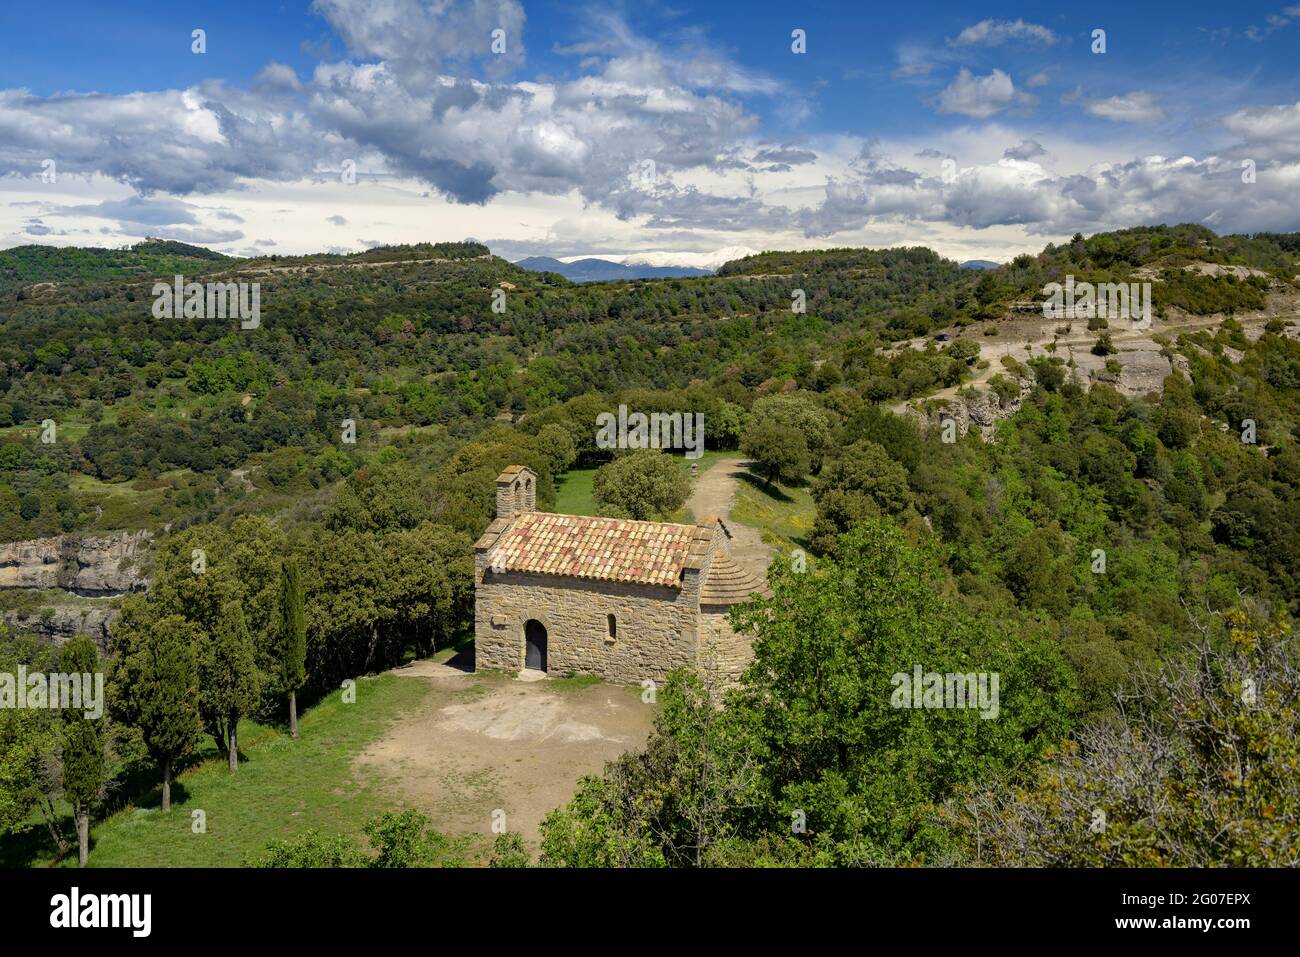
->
[
  {"left": 552, "top": 467, "right": 597, "bottom": 515},
  {"left": 553, "top": 449, "right": 732, "bottom": 519},
  {"left": 5, "top": 672, "right": 435, "bottom": 868},
  {"left": 730, "top": 471, "right": 816, "bottom": 554}
]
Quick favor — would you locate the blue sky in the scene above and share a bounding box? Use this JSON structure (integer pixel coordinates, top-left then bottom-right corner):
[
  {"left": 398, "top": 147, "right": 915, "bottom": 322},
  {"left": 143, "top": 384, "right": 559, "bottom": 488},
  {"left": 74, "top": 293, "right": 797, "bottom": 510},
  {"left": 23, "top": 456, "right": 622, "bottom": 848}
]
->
[{"left": 2, "top": 1, "right": 1298, "bottom": 262}]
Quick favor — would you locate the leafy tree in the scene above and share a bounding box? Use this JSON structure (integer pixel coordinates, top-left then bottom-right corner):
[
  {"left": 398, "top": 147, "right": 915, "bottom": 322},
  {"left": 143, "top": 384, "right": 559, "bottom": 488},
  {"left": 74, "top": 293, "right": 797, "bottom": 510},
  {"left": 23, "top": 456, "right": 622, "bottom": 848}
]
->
[
  {"left": 0, "top": 629, "right": 64, "bottom": 850},
  {"left": 0, "top": 706, "right": 52, "bottom": 836},
  {"left": 1027, "top": 355, "right": 1067, "bottom": 392},
  {"left": 377, "top": 523, "right": 474, "bottom": 658},
  {"left": 810, "top": 439, "right": 913, "bottom": 554},
  {"left": 845, "top": 403, "right": 924, "bottom": 471},
  {"left": 490, "top": 832, "right": 532, "bottom": 867},
  {"left": 1156, "top": 405, "right": 1198, "bottom": 449},
  {"left": 709, "top": 399, "right": 747, "bottom": 449},
  {"left": 1001, "top": 526, "right": 1075, "bottom": 616},
  {"left": 747, "top": 394, "right": 832, "bottom": 471},
  {"left": 949, "top": 607, "right": 1299, "bottom": 866},
  {"left": 244, "top": 830, "right": 366, "bottom": 868},
  {"left": 543, "top": 520, "right": 1078, "bottom": 866},
  {"left": 741, "top": 418, "right": 809, "bottom": 487},
  {"left": 1091, "top": 333, "right": 1116, "bottom": 356},
  {"left": 364, "top": 809, "right": 468, "bottom": 868},
  {"left": 539, "top": 768, "right": 667, "bottom": 868},
  {"left": 592, "top": 449, "right": 689, "bottom": 521},
  {"left": 947, "top": 338, "right": 980, "bottom": 365},
  {"left": 534, "top": 423, "right": 577, "bottom": 476},
  {"left": 987, "top": 373, "right": 1020, "bottom": 406},
  {"left": 540, "top": 669, "right": 759, "bottom": 867},
  {"left": 726, "top": 520, "right": 1077, "bottom": 863},
  {"left": 135, "top": 517, "right": 286, "bottom": 721},
  {"left": 324, "top": 461, "right": 433, "bottom": 533}
]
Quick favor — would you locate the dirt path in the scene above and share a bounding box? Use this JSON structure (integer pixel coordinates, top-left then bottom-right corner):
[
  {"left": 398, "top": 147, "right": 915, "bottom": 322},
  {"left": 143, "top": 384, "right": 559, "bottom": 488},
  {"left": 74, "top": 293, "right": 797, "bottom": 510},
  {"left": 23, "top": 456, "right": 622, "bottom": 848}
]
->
[
  {"left": 687, "top": 457, "right": 773, "bottom": 582},
  {"left": 354, "top": 658, "right": 654, "bottom": 855}
]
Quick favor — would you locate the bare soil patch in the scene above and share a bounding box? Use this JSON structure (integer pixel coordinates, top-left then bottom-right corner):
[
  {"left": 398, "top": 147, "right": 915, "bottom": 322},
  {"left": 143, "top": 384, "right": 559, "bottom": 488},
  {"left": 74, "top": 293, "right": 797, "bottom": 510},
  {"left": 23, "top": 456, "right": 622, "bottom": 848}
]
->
[{"left": 354, "top": 659, "right": 654, "bottom": 855}]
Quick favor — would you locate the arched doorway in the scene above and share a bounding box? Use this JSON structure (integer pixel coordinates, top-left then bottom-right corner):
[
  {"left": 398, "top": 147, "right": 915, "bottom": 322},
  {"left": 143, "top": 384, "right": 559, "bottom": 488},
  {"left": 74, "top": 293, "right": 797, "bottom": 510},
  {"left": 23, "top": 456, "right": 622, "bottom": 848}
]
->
[{"left": 524, "top": 619, "right": 548, "bottom": 672}]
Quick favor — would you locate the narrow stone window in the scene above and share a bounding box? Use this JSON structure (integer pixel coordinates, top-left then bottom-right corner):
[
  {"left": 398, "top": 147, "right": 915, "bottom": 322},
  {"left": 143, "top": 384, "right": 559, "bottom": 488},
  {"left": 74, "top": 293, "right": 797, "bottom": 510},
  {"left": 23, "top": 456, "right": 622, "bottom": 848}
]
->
[{"left": 607, "top": 613, "right": 617, "bottom": 641}]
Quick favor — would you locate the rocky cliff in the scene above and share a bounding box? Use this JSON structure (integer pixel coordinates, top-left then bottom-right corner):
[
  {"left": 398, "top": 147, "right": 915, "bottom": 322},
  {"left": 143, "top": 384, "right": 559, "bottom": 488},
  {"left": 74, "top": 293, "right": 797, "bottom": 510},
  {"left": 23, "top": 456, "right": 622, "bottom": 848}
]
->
[
  {"left": 901, "top": 377, "right": 1034, "bottom": 441},
  {"left": 0, "top": 530, "right": 152, "bottom": 596},
  {"left": 2, "top": 602, "right": 117, "bottom": 647}
]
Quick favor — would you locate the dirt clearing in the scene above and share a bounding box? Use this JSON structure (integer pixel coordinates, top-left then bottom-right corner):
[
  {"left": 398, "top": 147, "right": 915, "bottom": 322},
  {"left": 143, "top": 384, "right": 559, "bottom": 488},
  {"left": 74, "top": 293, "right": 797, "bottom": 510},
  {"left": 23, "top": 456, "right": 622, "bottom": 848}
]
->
[{"left": 354, "top": 658, "right": 655, "bottom": 855}]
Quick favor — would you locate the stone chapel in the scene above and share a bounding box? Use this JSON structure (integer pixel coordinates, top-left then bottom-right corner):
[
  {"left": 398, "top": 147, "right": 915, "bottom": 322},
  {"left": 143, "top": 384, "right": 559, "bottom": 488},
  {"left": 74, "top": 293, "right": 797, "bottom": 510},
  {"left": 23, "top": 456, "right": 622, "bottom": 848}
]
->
[{"left": 473, "top": 465, "right": 767, "bottom": 682}]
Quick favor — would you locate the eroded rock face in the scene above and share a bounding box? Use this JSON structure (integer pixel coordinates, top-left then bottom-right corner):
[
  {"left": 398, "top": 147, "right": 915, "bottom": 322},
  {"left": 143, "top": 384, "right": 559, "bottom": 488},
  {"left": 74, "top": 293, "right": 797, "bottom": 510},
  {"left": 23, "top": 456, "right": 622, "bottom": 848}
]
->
[
  {"left": 1, "top": 604, "right": 117, "bottom": 649},
  {"left": 0, "top": 538, "right": 60, "bottom": 590},
  {"left": 1067, "top": 345, "right": 1174, "bottom": 398},
  {"left": 902, "top": 378, "right": 1034, "bottom": 441},
  {"left": 902, "top": 345, "right": 1191, "bottom": 442},
  {"left": 0, "top": 530, "right": 152, "bottom": 596}
]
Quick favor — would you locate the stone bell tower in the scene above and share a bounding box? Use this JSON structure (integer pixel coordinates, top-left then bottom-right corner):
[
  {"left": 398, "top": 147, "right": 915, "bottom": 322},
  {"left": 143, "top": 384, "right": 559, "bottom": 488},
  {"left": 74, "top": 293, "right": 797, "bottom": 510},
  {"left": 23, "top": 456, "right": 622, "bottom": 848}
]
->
[{"left": 495, "top": 465, "right": 537, "bottom": 519}]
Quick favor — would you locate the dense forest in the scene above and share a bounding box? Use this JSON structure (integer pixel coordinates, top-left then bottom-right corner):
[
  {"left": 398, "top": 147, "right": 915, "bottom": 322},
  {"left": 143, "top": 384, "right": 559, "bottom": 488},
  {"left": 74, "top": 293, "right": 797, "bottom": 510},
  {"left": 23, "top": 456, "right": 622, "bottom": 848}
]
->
[{"left": 1, "top": 223, "right": 1297, "bottom": 867}]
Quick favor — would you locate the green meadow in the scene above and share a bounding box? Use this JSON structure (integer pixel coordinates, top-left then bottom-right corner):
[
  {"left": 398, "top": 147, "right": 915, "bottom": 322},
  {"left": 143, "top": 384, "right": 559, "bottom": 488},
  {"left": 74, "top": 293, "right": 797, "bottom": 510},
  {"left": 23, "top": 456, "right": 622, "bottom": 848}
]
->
[{"left": 3, "top": 673, "right": 432, "bottom": 868}]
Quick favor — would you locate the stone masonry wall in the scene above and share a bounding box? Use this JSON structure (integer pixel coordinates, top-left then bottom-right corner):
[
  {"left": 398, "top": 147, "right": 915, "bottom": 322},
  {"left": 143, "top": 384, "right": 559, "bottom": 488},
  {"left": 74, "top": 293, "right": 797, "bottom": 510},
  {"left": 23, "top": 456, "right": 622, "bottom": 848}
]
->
[
  {"left": 697, "top": 608, "right": 753, "bottom": 680},
  {"left": 475, "top": 569, "right": 699, "bottom": 684}
]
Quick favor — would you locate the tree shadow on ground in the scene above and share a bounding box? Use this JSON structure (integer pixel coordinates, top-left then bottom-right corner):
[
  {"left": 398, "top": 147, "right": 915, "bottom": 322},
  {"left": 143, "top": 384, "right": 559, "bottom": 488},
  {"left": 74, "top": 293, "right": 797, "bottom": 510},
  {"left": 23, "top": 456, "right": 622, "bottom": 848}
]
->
[
  {"left": 435, "top": 632, "right": 476, "bottom": 673},
  {"left": 736, "top": 470, "right": 796, "bottom": 503},
  {"left": 442, "top": 645, "right": 475, "bottom": 673}
]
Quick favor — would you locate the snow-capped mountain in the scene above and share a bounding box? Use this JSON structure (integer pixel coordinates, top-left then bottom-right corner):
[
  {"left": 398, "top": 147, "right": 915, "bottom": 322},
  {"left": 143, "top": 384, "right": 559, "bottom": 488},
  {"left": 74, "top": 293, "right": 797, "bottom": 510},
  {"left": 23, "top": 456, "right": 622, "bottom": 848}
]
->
[{"left": 613, "top": 246, "right": 761, "bottom": 272}]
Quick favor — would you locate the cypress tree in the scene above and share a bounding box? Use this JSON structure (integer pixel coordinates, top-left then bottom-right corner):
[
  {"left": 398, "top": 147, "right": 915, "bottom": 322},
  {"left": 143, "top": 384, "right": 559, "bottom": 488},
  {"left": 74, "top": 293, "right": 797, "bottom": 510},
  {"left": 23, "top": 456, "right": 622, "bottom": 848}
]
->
[
  {"left": 119, "top": 614, "right": 201, "bottom": 811},
  {"left": 60, "top": 635, "right": 104, "bottom": 867},
  {"left": 203, "top": 602, "right": 260, "bottom": 772},
  {"left": 279, "top": 560, "right": 307, "bottom": 739}
]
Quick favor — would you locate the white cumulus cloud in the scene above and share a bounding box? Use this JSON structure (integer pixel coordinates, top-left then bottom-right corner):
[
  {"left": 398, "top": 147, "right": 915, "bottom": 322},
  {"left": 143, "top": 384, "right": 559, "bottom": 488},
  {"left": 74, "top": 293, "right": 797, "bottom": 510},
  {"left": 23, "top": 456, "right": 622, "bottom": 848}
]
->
[{"left": 937, "top": 69, "right": 1036, "bottom": 119}]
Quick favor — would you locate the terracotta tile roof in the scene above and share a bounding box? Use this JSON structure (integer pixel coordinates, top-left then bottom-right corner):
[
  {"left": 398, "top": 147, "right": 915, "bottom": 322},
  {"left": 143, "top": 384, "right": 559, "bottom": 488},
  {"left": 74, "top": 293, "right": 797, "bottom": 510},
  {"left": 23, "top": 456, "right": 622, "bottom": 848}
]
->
[
  {"left": 487, "top": 512, "right": 707, "bottom": 588},
  {"left": 699, "top": 551, "right": 770, "bottom": 605}
]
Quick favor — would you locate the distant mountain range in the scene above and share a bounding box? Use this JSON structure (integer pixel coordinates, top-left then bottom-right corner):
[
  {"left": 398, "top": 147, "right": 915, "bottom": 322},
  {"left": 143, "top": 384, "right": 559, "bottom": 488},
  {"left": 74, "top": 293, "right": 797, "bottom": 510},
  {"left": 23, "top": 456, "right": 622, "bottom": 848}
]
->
[
  {"left": 514, "top": 245, "right": 763, "bottom": 281},
  {"left": 516, "top": 249, "right": 1004, "bottom": 282},
  {"left": 514, "top": 256, "right": 712, "bottom": 282},
  {"left": 617, "top": 246, "right": 761, "bottom": 271}
]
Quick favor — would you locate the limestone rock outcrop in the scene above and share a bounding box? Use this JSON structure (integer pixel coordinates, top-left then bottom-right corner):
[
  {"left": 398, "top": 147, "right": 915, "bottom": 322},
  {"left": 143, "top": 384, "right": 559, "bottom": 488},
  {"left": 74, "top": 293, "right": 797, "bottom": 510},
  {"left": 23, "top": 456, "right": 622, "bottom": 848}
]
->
[
  {"left": 0, "top": 530, "right": 151, "bottom": 596},
  {"left": 901, "top": 378, "right": 1033, "bottom": 441},
  {"left": 2, "top": 603, "right": 117, "bottom": 648}
]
